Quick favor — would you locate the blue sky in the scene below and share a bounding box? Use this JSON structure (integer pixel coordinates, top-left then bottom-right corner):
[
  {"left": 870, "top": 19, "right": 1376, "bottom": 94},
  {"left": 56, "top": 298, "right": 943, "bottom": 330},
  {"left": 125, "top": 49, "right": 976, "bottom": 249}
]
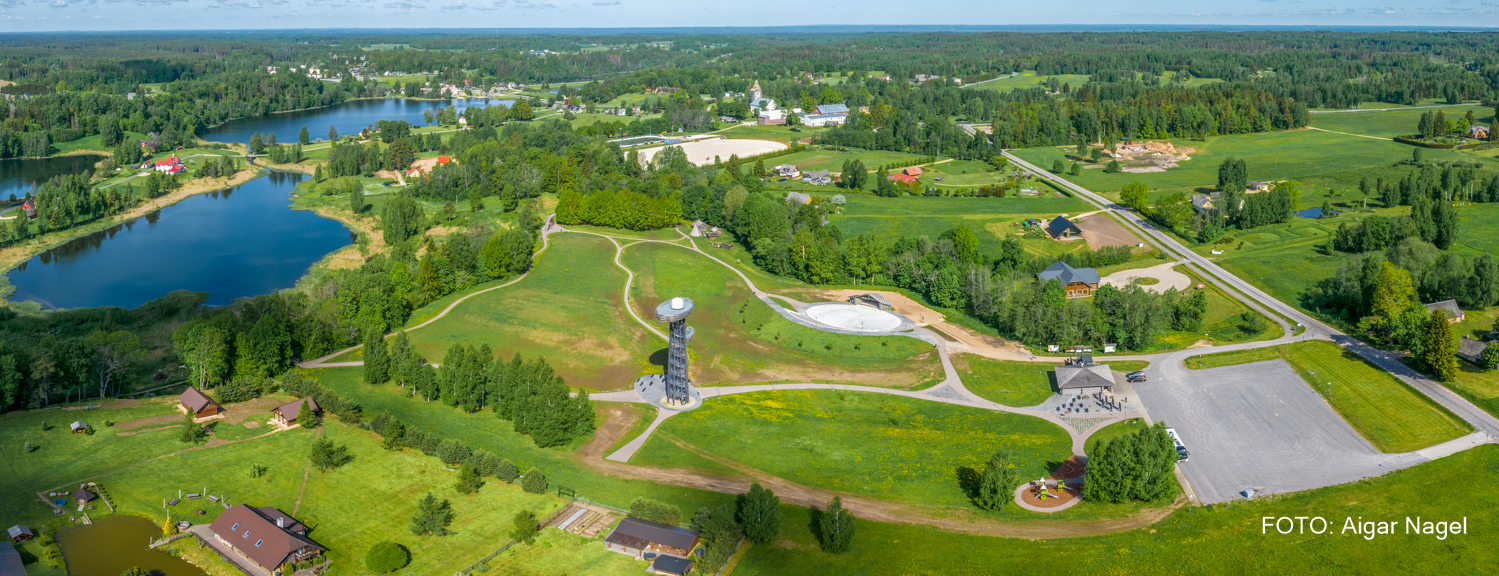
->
[{"left": 1, "top": 0, "right": 1496, "bottom": 32}]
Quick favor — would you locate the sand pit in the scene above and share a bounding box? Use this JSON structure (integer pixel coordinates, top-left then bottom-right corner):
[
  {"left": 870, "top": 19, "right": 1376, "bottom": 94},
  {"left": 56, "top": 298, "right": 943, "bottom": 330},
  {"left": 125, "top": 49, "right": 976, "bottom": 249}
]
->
[
  {"left": 636, "top": 138, "right": 787, "bottom": 167},
  {"left": 1106, "top": 141, "right": 1195, "bottom": 173}
]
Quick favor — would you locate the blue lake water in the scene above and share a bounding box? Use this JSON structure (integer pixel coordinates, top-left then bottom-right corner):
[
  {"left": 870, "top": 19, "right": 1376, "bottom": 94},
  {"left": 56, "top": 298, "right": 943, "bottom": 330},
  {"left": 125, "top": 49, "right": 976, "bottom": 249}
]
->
[
  {"left": 201, "top": 97, "right": 515, "bottom": 144},
  {"left": 0, "top": 154, "right": 106, "bottom": 200},
  {"left": 7, "top": 171, "right": 352, "bottom": 310},
  {"left": 1294, "top": 207, "right": 1324, "bottom": 218}
]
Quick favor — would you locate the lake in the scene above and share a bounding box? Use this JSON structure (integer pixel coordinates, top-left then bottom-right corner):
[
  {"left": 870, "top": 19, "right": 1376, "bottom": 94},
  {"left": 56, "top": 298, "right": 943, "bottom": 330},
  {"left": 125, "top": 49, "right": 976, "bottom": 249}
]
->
[
  {"left": 57, "top": 514, "right": 207, "bottom": 576},
  {"left": 202, "top": 97, "right": 516, "bottom": 144},
  {"left": 7, "top": 171, "right": 352, "bottom": 310},
  {"left": 0, "top": 154, "right": 106, "bottom": 200}
]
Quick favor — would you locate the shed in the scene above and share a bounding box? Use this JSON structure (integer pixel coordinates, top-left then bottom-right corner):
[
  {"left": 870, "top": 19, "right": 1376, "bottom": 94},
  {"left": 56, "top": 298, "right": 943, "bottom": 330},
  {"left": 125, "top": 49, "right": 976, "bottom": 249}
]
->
[
  {"left": 1425, "top": 300, "right": 1464, "bottom": 323},
  {"left": 650, "top": 554, "right": 695, "bottom": 576},
  {"left": 69, "top": 421, "right": 88, "bottom": 434},
  {"left": 1046, "top": 216, "right": 1082, "bottom": 240},
  {"left": 179, "top": 387, "right": 223, "bottom": 418},
  {"left": 6, "top": 525, "right": 31, "bottom": 543},
  {"left": 847, "top": 293, "right": 894, "bottom": 311},
  {"left": 72, "top": 488, "right": 97, "bottom": 505},
  {"left": 1055, "top": 364, "right": 1117, "bottom": 395},
  {"left": 1458, "top": 337, "right": 1488, "bottom": 365},
  {"left": 271, "top": 397, "right": 321, "bottom": 428},
  {"left": 0, "top": 541, "right": 23, "bottom": 576}
]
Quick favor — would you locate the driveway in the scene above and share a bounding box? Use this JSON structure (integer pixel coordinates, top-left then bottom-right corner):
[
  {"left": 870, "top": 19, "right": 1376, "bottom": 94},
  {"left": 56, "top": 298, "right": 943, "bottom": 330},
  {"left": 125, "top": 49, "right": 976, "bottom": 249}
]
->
[
  {"left": 1133, "top": 359, "right": 1422, "bottom": 504},
  {"left": 1100, "top": 262, "right": 1191, "bottom": 294}
]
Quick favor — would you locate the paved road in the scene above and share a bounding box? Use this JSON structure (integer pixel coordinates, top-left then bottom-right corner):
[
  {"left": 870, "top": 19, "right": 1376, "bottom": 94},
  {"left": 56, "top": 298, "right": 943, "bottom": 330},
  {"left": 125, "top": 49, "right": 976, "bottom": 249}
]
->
[{"left": 1003, "top": 149, "right": 1499, "bottom": 440}]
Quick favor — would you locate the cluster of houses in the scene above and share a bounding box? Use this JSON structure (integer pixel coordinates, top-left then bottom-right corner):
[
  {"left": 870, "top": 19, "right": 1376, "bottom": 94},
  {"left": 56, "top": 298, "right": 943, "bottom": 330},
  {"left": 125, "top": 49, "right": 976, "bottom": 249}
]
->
[
  {"left": 747, "top": 81, "right": 852, "bottom": 127},
  {"left": 772, "top": 164, "right": 832, "bottom": 185},
  {"left": 889, "top": 166, "right": 922, "bottom": 184},
  {"left": 177, "top": 386, "right": 320, "bottom": 430}
]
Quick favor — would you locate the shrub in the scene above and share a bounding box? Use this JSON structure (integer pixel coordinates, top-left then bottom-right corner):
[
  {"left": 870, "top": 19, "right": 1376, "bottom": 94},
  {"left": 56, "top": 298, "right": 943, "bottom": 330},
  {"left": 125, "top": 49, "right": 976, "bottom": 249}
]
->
[
  {"left": 629, "top": 497, "right": 682, "bottom": 526},
  {"left": 365, "top": 542, "right": 410, "bottom": 573},
  {"left": 497, "top": 460, "right": 519, "bottom": 482},
  {"left": 521, "top": 468, "right": 547, "bottom": 494}
]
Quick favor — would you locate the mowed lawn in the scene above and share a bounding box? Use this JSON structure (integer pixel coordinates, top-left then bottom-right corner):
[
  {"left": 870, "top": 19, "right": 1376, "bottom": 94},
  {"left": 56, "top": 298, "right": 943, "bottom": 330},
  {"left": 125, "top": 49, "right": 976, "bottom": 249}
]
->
[
  {"left": 620, "top": 241, "right": 943, "bottom": 387},
  {"left": 952, "top": 356, "right": 1057, "bottom": 407},
  {"left": 1441, "top": 307, "right": 1499, "bottom": 420},
  {"left": 635, "top": 390, "right": 1073, "bottom": 509},
  {"left": 829, "top": 194, "right": 1094, "bottom": 260},
  {"left": 770, "top": 147, "right": 930, "bottom": 173},
  {"left": 1187, "top": 340, "right": 1471, "bottom": 452},
  {"left": 965, "top": 72, "right": 1091, "bottom": 92},
  {"left": 401, "top": 233, "right": 655, "bottom": 390},
  {"left": 1309, "top": 105, "right": 1494, "bottom": 139},
  {"left": 732, "top": 444, "right": 1499, "bottom": 575}
]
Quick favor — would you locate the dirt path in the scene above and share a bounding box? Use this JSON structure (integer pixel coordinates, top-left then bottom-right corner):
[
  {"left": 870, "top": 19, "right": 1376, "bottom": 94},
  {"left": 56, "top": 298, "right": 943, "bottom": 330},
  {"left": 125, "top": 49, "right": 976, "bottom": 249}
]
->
[
  {"left": 292, "top": 427, "right": 324, "bottom": 516},
  {"left": 1305, "top": 126, "right": 1392, "bottom": 141},
  {"left": 577, "top": 403, "right": 641, "bottom": 460},
  {"left": 578, "top": 408, "right": 1180, "bottom": 539}
]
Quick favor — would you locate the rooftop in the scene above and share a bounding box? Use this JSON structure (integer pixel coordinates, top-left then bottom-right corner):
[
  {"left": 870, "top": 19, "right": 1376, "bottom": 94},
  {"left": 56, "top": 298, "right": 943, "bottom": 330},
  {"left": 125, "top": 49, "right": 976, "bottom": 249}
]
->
[
  {"left": 1036, "top": 261, "right": 1100, "bottom": 287},
  {"left": 1055, "top": 364, "right": 1116, "bottom": 390},
  {"left": 606, "top": 517, "right": 701, "bottom": 552}
]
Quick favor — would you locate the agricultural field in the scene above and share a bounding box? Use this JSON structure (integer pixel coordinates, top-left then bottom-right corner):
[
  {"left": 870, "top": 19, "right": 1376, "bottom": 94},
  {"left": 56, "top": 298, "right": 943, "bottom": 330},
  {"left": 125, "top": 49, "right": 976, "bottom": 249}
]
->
[
  {"left": 1186, "top": 340, "right": 1471, "bottom": 452},
  {"left": 733, "top": 444, "right": 1499, "bottom": 574},
  {"left": 620, "top": 240, "right": 943, "bottom": 387},
  {"left": 1308, "top": 104, "right": 1494, "bottom": 139},
  {"left": 720, "top": 122, "right": 823, "bottom": 144},
  {"left": 827, "top": 194, "right": 1095, "bottom": 261},
  {"left": 399, "top": 232, "right": 657, "bottom": 390},
  {"left": 964, "top": 71, "right": 1091, "bottom": 92},
  {"left": 629, "top": 390, "right": 1073, "bottom": 509},
  {"left": 1011, "top": 127, "right": 1499, "bottom": 195}
]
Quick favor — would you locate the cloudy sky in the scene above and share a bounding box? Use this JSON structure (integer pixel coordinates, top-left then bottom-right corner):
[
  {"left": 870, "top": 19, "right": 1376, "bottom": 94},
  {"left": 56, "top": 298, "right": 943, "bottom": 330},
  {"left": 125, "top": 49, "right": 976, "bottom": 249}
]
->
[{"left": 1, "top": 0, "right": 1496, "bottom": 32}]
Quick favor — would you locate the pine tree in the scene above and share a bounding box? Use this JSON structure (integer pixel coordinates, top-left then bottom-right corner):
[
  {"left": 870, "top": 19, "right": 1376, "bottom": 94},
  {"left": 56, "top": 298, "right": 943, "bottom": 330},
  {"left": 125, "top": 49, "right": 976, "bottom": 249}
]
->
[
  {"left": 363, "top": 331, "right": 389, "bottom": 385},
  {"left": 817, "top": 496, "right": 856, "bottom": 553},
  {"left": 497, "top": 459, "right": 519, "bottom": 482},
  {"left": 521, "top": 467, "right": 547, "bottom": 494},
  {"left": 509, "top": 510, "right": 539, "bottom": 545},
  {"left": 298, "top": 125, "right": 311, "bottom": 145},
  {"left": 737, "top": 483, "right": 783, "bottom": 545},
  {"left": 408, "top": 492, "right": 454, "bottom": 536},
  {"left": 1423, "top": 309, "right": 1460, "bottom": 381},
  {"left": 454, "top": 462, "right": 484, "bottom": 494},
  {"left": 975, "top": 450, "right": 1017, "bottom": 511}
]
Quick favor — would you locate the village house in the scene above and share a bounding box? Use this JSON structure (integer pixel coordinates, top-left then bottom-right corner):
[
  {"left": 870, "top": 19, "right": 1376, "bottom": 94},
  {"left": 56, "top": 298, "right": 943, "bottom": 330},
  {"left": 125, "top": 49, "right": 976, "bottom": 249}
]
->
[
  {"left": 1458, "top": 337, "right": 1488, "bottom": 365},
  {"left": 604, "top": 517, "right": 701, "bottom": 562},
  {"left": 784, "top": 191, "right": 812, "bottom": 205},
  {"left": 155, "top": 156, "right": 184, "bottom": 175},
  {"left": 1036, "top": 261, "right": 1101, "bottom": 298},
  {"left": 179, "top": 387, "right": 224, "bottom": 420},
  {"left": 0, "top": 541, "right": 22, "bottom": 576},
  {"left": 889, "top": 173, "right": 919, "bottom": 185},
  {"left": 774, "top": 164, "right": 801, "bottom": 178},
  {"left": 802, "top": 169, "right": 832, "bottom": 185},
  {"left": 271, "top": 397, "right": 321, "bottom": 428},
  {"left": 1468, "top": 125, "right": 1490, "bottom": 139},
  {"left": 208, "top": 504, "right": 326, "bottom": 576},
  {"left": 1426, "top": 299, "right": 1464, "bottom": 323},
  {"left": 19, "top": 198, "right": 34, "bottom": 219}
]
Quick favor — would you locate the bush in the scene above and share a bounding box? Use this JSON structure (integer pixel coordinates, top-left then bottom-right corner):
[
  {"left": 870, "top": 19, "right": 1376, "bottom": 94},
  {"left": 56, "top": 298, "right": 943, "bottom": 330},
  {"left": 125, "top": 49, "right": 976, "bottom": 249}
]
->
[
  {"left": 521, "top": 468, "right": 547, "bottom": 494},
  {"left": 365, "top": 542, "right": 410, "bottom": 573},
  {"left": 629, "top": 497, "right": 682, "bottom": 525},
  {"left": 497, "top": 460, "right": 519, "bottom": 482}
]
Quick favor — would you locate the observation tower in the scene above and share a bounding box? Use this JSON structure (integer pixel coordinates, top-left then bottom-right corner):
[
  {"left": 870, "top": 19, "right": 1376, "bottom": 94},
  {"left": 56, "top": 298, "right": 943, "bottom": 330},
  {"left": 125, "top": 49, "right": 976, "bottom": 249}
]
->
[{"left": 631, "top": 296, "right": 702, "bottom": 410}]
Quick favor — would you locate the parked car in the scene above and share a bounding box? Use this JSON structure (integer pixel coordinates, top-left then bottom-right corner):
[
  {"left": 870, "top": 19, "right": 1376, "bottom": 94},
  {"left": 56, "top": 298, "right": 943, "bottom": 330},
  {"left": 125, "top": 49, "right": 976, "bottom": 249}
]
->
[
  {"left": 1166, "top": 427, "right": 1190, "bottom": 462},
  {"left": 1126, "top": 370, "right": 1146, "bottom": 379},
  {"left": 1127, "top": 374, "right": 1147, "bottom": 383}
]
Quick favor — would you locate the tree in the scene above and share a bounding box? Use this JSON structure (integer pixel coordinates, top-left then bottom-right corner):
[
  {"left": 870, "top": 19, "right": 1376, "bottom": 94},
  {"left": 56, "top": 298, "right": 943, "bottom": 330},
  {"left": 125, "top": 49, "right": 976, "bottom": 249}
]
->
[
  {"left": 1103, "top": 160, "right": 1121, "bottom": 173},
  {"left": 1483, "top": 343, "right": 1499, "bottom": 370},
  {"left": 521, "top": 467, "right": 547, "bottom": 494},
  {"left": 249, "top": 132, "right": 264, "bottom": 155},
  {"left": 120, "top": 568, "right": 151, "bottom": 576},
  {"left": 1366, "top": 263, "right": 1420, "bottom": 344},
  {"left": 974, "top": 450, "right": 1018, "bottom": 511},
  {"left": 350, "top": 186, "right": 365, "bottom": 214},
  {"left": 298, "top": 125, "right": 311, "bottom": 145},
  {"left": 382, "top": 195, "right": 424, "bottom": 244},
  {"left": 409, "top": 492, "right": 455, "bottom": 536},
  {"left": 363, "top": 331, "right": 389, "bottom": 384},
  {"left": 310, "top": 438, "right": 353, "bottom": 472},
  {"left": 178, "top": 411, "right": 207, "bottom": 444},
  {"left": 736, "top": 483, "right": 783, "bottom": 545},
  {"left": 89, "top": 330, "right": 141, "bottom": 399},
  {"left": 1120, "top": 182, "right": 1149, "bottom": 211},
  {"left": 365, "top": 542, "right": 409, "bottom": 573},
  {"left": 1069, "top": 162, "right": 1082, "bottom": 176},
  {"left": 1423, "top": 309, "right": 1460, "bottom": 381},
  {"left": 497, "top": 459, "right": 519, "bottom": 482},
  {"left": 329, "top": 126, "right": 339, "bottom": 142},
  {"left": 1217, "top": 157, "right": 1248, "bottom": 193},
  {"left": 1051, "top": 159, "right": 1065, "bottom": 173},
  {"left": 455, "top": 462, "right": 484, "bottom": 494},
  {"left": 817, "top": 496, "right": 856, "bottom": 553},
  {"left": 509, "top": 510, "right": 539, "bottom": 545}
]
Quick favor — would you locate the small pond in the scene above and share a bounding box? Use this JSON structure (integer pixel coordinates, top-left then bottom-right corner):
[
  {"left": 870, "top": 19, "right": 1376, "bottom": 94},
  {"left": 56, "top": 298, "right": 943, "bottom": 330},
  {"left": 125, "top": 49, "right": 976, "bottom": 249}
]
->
[
  {"left": 57, "top": 514, "right": 207, "bottom": 576},
  {"left": 1294, "top": 207, "right": 1325, "bottom": 219},
  {"left": 201, "top": 97, "right": 515, "bottom": 144},
  {"left": 7, "top": 171, "right": 352, "bottom": 310}
]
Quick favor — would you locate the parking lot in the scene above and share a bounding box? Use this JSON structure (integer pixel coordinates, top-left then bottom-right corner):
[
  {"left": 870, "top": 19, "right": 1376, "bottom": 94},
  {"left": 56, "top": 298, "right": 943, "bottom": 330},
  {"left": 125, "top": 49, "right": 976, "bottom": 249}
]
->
[{"left": 1134, "top": 358, "right": 1419, "bottom": 504}]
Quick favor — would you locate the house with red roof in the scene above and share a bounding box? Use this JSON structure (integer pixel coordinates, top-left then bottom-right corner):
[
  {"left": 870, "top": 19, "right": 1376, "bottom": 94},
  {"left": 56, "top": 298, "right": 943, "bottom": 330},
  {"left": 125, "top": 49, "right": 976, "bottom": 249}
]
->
[
  {"left": 890, "top": 173, "right": 919, "bottom": 185},
  {"left": 155, "top": 156, "right": 184, "bottom": 175}
]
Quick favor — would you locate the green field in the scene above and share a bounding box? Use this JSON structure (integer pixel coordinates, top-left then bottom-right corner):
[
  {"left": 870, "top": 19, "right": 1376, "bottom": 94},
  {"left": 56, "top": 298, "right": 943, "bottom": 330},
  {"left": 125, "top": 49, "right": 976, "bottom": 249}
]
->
[
  {"left": 828, "top": 194, "right": 1094, "bottom": 260},
  {"left": 770, "top": 147, "right": 929, "bottom": 174},
  {"left": 620, "top": 240, "right": 943, "bottom": 387},
  {"left": 721, "top": 123, "right": 824, "bottom": 144},
  {"left": 1011, "top": 128, "right": 1499, "bottom": 194},
  {"left": 733, "top": 444, "right": 1499, "bottom": 574},
  {"left": 632, "top": 390, "right": 1072, "bottom": 509},
  {"left": 1309, "top": 105, "right": 1494, "bottom": 139},
  {"left": 1440, "top": 307, "right": 1499, "bottom": 420},
  {"left": 1186, "top": 340, "right": 1471, "bottom": 452},
  {"left": 964, "top": 72, "right": 1091, "bottom": 92},
  {"left": 952, "top": 356, "right": 1057, "bottom": 407},
  {"left": 401, "top": 232, "right": 655, "bottom": 390}
]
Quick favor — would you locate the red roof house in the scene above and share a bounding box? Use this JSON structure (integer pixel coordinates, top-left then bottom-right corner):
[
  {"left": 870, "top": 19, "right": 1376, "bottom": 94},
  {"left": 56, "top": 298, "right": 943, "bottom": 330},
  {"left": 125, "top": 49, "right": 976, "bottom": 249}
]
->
[
  {"left": 890, "top": 173, "right": 919, "bottom": 185},
  {"left": 155, "top": 156, "right": 184, "bottom": 175}
]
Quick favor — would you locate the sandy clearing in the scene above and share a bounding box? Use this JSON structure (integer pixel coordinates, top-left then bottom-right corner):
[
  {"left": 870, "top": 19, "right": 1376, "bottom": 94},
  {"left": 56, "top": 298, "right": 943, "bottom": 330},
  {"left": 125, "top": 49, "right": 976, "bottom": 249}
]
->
[
  {"left": 636, "top": 138, "right": 787, "bottom": 167},
  {"left": 1073, "top": 211, "right": 1144, "bottom": 250}
]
